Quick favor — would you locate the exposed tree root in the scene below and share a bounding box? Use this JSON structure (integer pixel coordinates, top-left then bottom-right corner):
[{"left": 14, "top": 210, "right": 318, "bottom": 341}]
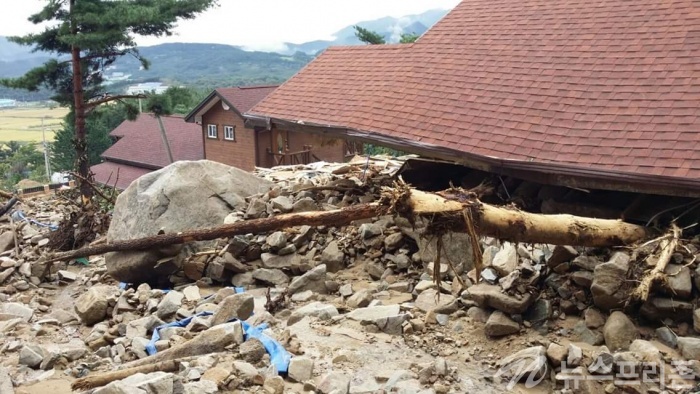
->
[{"left": 630, "top": 224, "right": 682, "bottom": 302}]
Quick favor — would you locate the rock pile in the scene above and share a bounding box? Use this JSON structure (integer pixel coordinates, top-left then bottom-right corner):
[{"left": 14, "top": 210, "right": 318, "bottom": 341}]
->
[{"left": 0, "top": 157, "right": 699, "bottom": 394}]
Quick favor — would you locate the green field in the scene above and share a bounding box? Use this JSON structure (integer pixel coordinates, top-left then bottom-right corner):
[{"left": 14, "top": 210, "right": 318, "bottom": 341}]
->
[{"left": 0, "top": 107, "right": 68, "bottom": 143}]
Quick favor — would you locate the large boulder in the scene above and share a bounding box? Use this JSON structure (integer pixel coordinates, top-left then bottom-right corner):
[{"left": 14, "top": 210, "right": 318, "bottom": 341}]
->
[{"left": 105, "top": 161, "right": 273, "bottom": 284}]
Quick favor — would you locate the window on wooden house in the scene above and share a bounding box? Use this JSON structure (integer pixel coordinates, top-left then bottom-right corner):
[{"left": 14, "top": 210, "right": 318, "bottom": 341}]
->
[
  {"left": 224, "top": 125, "right": 235, "bottom": 141},
  {"left": 207, "top": 124, "right": 217, "bottom": 139}
]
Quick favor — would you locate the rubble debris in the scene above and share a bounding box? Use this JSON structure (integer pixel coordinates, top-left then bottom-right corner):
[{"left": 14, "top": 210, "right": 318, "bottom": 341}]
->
[{"left": 1, "top": 157, "right": 699, "bottom": 394}]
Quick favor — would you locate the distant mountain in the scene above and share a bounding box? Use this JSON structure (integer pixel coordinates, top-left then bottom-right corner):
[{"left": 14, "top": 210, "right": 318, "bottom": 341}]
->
[
  {"left": 0, "top": 8, "right": 450, "bottom": 100},
  {"left": 281, "top": 8, "right": 449, "bottom": 55}
]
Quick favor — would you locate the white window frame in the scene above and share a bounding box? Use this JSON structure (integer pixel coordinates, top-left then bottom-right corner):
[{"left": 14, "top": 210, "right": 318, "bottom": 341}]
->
[
  {"left": 223, "top": 125, "right": 235, "bottom": 141},
  {"left": 207, "top": 124, "right": 217, "bottom": 139}
]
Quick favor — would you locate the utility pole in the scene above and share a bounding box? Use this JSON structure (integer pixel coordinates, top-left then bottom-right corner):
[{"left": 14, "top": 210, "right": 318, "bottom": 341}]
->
[{"left": 41, "top": 116, "right": 51, "bottom": 181}]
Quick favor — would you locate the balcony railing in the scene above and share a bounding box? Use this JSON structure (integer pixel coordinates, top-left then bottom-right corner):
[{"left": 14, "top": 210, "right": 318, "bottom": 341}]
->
[{"left": 268, "top": 146, "right": 313, "bottom": 166}]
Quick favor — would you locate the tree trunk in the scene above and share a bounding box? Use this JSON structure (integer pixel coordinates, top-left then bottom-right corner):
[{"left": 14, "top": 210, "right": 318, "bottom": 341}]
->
[
  {"left": 407, "top": 190, "right": 652, "bottom": 247},
  {"left": 70, "top": 0, "right": 91, "bottom": 200},
  {"left": 72, "top": 360, "right": 180, "bottom": 390},
  {"left": 42, "top": 188, "right": 654, "bottom": 266}
]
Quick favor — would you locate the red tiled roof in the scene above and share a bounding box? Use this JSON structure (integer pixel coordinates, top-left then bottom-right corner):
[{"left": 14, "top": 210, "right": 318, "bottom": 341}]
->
[
  {"left": 91, "top": 161, "right": 152, "bottom": 190},
  {"left": 249, "top": 0, "right": 700, "bottom": 195},
  {"left": 216, "top": 85, "right": 279, "bottom": 114},
  {"left": 103, "top": 113, "right": 203, "bottom": 168}
]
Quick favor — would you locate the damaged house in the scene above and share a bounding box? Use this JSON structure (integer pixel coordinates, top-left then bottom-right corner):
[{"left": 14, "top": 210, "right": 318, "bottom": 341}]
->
[
  {"left": 246, "top": 0, "right": 700, "bottom": 225},
  {"left": 186, "top": 85, "right": 360, "bottom": 171}
]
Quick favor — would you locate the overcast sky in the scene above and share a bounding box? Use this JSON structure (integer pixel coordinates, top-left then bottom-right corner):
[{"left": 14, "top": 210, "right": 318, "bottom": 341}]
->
[{"left": 1, "top": 0, "right": 460, "bottom": 52}]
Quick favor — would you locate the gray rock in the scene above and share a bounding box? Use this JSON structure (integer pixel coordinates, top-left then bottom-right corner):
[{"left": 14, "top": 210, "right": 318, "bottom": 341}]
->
[
  {"left": 567, "top": 343, "right": 583, "bottom": 367},
  {"left": 588, "top": 348, "right": 614, "bottom": 375},
  {"left": 211, "top": 293, "right": 254, "bottom": 326},
  {"left": 19, "top": 345, "right": 44, "bottom": 368},
  {"left": 263, "top": 376, "right": 285, "bottom": 394},
  {"left": 321, "top": 241, "right": 344, "bottom": 273},
  {"left": 677, "top": 337, "right": 700, "bottom": 360},
  {"left": 640, "top": 297, "right": 694, "bottom": 322},
  {"left": 183, "top": 380, "right": 218, "bottom": 394},
  {"left": 546, "top": 343, "right": 568, "bottom": 366},
  {"left": 492, "top": 243, "right": 518, "bottom": 276},
  {"left": 0, "top": 302, "right": 33, "bottom": 322},
  {"left": 132, "top": 337, "right": 150, "bottom": 359},
  {"left": 603, "top": 311, "right": 637, "bottom": 351},
  {"left": 463, "top": 283, "right": 534, "bottom": 314},
  {"left": 584, "top": 308, "right": 606, "bottom": 329},
  {"left": 339, "top": 284, "right": 353, "bottom": 297},
  {"left": 246, "top": 198, "right": 267, "bottom": 219},
  {"left": 57, "top": 270, "right": 77, "bottom": 282},
  {"left": 278, "top": 244, "right": 297, "bottom": 256},
  {"left": 495, "top": 346, "right": 548, "bottom": 383},
  {"left": 570, "top": 271, "right": 594, "bottom": 288},
  {"left": 293, "top": 197, "right": 319, "bottom": 213},
  {"left": 662, "top": 264, "right": 692, "bottom": 299},
  {"left": 365, "top": 261, "right": 384, "bottom": 280},
  {"left": 271, "top": 196, "right": 293, "bottom": 212},
  {"left": 383, "top": 233, "right": 404, "bottom": 251},
  {"left": 346, "top": 289, "right": 373, "bottom": 308},
  {"left": 232, "top": 361, "right": 261, "bottom": 384},
  {"left": 98, "top": 371, "right": 175, "bottom": 394},
  {"left": 359, "top": 223, "right": 383, "bottom": 239},
  {"left": 288, "top": 302, "right": 339, "bottom": 325},
  {"left": 415, "top": 289, "right": 456, "bottom": 313},
  {"left": 485, "top": 311, "right": 520, "bottom": 337},
  {"left": 204, "top": 260, "right": 228, "bottom": 282},
  {"left": 572, "top": 321, "right": 605, "bottom": 345},
  {"left": 156, "top": 291, "right": 184, "bottom": 319},
  {"left": 182, "top": 286, "right": 201, "bottom": 302},
  {"left": 0, "top": 366, "right": 13, "bottom": 394},
  {"left": 106, "top": 160, "right": 273, "bottom": 283},
  {"left": 546, "top": 245, "right": 578, "bottom": 268},
  {"left": 75, "top": 285, "right": 117, "bottom": 325},
  {"left": 0, "top": 232, "right": 14, "bottom": 253},
  {"left": 239, "top": 338, "right": 266, "bottom": 363},
  {"left": 466, "top": 306, "right": 490, "bottom": 323},
  {"left": 252, "top": 268, "right": 289, "bottom": 286},
  {"left": 266, "top": 231, "right": 287, "bottom": 251},
  {"left": 347, "top": 305, "right": 400, "bottom": 322},
  {"left": 656, "top": 326, "right": 677, "bottom": 348},
  {"left": 288, "top": 264, "right": 327, "bottom": 295},
  {"left": 572, "top": 255, "right": 599, "bottom": 271},
  {"left": 318, "top": 372, "right": 350, "bottom": 394},
  {"left": 374, "top": 314, "right": 409, "bottom": 335},
  {"left": 232, "top": 272, "right": 255, "bottom": 287},
  {"left": 482, "top": 245, "right": 500, "bottom": 267},
  {"left": 629, "top": 339, "right": 661, "bottom": 362},
  {"left": 524, "top": 299, "right": 551, "bottom": 326},
  {"left": 590, "top": 252, "right": 630, "bottom": 311},
  {"left": 288, "top": 356, "right": 314, "bottom": 382}
]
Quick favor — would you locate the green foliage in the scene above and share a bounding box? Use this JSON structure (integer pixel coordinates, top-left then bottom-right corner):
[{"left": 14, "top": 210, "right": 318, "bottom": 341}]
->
[
  {"left": 1, "top": 0, "right": 217, "bottom": 186},
  {"left": 0, "top": 142, "right": 47, "bottom": 189},
  {"left": 354, "top": 26, "right": 386, "bottom": 45},
  {"left": 400, "top": 33, "right": 420, "bottom": 43},
  {"left": 363, "top": 144, "right": 404, "bottom": 157},
  {"left": 52, "top": 103, "right": 130, "bottom": 172}
]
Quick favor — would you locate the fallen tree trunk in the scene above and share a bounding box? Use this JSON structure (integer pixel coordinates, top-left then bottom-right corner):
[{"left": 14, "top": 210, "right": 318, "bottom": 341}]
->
[
  {"left": 43, "top": 188, "right": 653, "bottom": 264},
  {"left": 406, "top": 190, "right": 653, "bottom": 246},
  {"left": 43, "top": 204, "right": 381, "bottom": 264},
  {"left": 71, "top": 360, "right": 180, "bottom": 390}
]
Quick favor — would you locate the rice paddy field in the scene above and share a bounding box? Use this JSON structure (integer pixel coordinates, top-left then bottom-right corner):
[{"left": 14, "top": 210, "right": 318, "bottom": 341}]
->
[{"left": 0, "top": 106, "right": 68, "bottom": 144}]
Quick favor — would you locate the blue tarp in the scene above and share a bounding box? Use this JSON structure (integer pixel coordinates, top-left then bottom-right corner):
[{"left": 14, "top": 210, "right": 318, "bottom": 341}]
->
[
  {"left": 11, "top": 210, "right": 58, "bottom": 231},
  {"left": 143, "top": 291, "right": 291, "bottom": 373}
]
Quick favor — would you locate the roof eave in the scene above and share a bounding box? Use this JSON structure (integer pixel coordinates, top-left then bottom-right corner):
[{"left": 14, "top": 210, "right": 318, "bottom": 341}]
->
[{"left": 259, "top": 116, "right": 700, "bottom": 198}]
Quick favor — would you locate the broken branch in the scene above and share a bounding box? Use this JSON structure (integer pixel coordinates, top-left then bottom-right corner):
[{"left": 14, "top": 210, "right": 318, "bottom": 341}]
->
[
  {"left": 71, "top": 360, "right": 180, "bottom": 390},
  {"left": 631, "top": 224, "right": 681, "bottom": 302}
]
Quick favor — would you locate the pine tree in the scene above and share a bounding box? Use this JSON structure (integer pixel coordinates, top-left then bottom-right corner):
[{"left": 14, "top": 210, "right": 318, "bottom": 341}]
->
[
  {"left": 354, "top": 26, "right": 386, "bottom": 45},
  {"left": 1, "top": 0, "right": 217, "bottom": 199}
]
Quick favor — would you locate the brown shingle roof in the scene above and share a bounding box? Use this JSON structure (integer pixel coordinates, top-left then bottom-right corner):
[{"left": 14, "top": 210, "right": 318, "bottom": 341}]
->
[
  {"left": 216, "top": 85, "right": 278, "bottom": 114},
  {"left": 91, "top": 161, "right": 152, "bottom": 190},
  {"left": 102, "top": 113, "right": 203, "bottom": 169},
  {"left": 249, "top": 0, "right": 700, "bottom": 196}
]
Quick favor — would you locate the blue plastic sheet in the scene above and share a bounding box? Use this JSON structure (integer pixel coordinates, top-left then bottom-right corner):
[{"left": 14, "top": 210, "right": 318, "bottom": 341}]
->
[
  {"left": 143, "top": 289, "right": 291, "bottom": 374},
  {"left": 242, "top": 321, "right": 291, "bottom": 374},
  {"left": 11, "top": 210, "right": 58, "bottom": 231}
]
